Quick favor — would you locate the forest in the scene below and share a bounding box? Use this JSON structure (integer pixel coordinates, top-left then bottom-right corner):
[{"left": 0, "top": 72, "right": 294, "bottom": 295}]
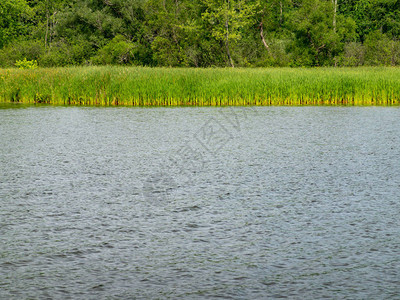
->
[{"left": 0, "top": 0, "right": 399, "bottom": 68}]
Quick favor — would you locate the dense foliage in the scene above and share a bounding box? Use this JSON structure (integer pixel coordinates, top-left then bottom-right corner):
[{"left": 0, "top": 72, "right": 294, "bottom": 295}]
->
[{"left": 0, "top": 0, "right": 399, "bottom": 67}]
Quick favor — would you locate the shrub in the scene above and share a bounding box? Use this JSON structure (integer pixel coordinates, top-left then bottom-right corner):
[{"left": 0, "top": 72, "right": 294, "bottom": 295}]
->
[
  {"left": 339, "top": 42, "right": 365, "bottom": 66},
  {"left": 0, "top": 39, "right": 44, "bottom": 67},
  {"left": 92, "top": 35, "right": 136, "bottom": 65},
  {"left": 364, "top": 31, "right": 392, "bottom": 66},
  {"left": 15, "top": 58, "right": 38, "bottom": 69}
]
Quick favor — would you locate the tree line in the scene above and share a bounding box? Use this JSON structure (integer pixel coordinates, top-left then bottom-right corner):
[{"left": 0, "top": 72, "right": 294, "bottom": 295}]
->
[{"left": 1, "top": 0, "right": 399, "bottom": 68}]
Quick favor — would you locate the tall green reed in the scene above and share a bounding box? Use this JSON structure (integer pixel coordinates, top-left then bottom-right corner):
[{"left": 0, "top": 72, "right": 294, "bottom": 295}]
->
[{"left": 0, "top": 66, "right": 399, "bottom": 106}]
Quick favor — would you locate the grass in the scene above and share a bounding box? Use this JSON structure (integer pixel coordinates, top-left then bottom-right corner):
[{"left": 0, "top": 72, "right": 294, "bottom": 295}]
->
[{"left": 0, "top": 66, "right": 399, "bottom": 106}]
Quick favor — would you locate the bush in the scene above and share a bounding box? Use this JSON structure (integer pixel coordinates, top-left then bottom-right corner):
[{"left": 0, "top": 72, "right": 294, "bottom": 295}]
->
[
  {"left": 39, "top": 42, "right": 72, "bottom": 67},
  {"left": 339, "top": 42, "right": 365, "bottom": 66},
  {"left": 254, "top": 39, "right": 292, "bottom": 67},
  {"left": 389, "top": 40, "right": 400, "bottom": 66},
  {"left": 151, "top": 36, "right": 182, "bottom": 67},
  {"left": 39, "top": 40, "right": 93, "bottom": 67},
  {"left": 15, "top": 58, "right": 38, "bottom": 69},
  {"left": 0, "top": 39, "right": 44, "bottom": 67},
  {"left": 92, "top": 35, "right": 137, "bottom": 65},
  {"left": 364, "top": 30, "right": 392, "bottom": 66}
]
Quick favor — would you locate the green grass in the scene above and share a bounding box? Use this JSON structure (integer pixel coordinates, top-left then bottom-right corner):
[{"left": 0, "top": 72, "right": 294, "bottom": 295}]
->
[{"left": 1, "top": 66, "right": 399, "bottom": 106}]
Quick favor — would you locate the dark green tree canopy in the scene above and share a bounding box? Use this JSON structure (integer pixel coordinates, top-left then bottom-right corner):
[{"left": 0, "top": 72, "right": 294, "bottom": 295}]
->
[{"left": 0, "top": 0, "right": 399, "bottom": 67}]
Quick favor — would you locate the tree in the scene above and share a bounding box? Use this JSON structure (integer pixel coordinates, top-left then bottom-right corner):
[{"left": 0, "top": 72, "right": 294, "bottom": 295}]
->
[
  {"left": 339, "top": 0, "right": 400, "bottom": 42},
  {"left": 364, "top": 30, "right": 393, "bottom": 65},
  {"left": 255, "top": 0, "right": 293, "bottom": 64},
  {"left": 201, "top": 0, "right": 258, "bottom": 67},
  {"left": 144, "top": 0, "right": 188, "bottom": 66},
  {"left": 0, "top": 0, "right": 32, "bottom": 48},
  {"left": 0, "top": 0, "right": 399, "bottom": 67},
  {"left": 288, "top": 0, "right": 355, "bottom": 66},
  {"left": 30, "top": 0, "right": 66, "bottom": 48}
]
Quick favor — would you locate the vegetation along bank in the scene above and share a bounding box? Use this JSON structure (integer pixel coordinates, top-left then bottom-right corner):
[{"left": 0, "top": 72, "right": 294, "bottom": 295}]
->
[{"left": 1, "top": 67, "right": 399, "bottom": 106}]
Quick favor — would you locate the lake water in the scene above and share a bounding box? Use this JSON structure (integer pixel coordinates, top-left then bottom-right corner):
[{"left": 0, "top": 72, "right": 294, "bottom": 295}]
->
[{"left": 1, "top": 104, "right": 399, "bottom": 299}]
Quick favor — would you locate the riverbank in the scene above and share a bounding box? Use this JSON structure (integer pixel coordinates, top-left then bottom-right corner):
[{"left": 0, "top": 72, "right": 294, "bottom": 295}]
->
[{"left": 1, "top": 67, "right": 399, "bottom": 106}]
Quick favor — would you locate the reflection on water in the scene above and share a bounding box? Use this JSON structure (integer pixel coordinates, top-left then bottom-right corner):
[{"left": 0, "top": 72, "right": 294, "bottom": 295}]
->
[
  {"left": 1, "top": 106, "right": 399, "bottom": 299},
  {"left": 0, "top": 103, "right": 32, "bottom": 109}
]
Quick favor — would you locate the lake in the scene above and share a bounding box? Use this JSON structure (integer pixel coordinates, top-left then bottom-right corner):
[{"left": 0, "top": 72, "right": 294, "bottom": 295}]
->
[{"left": 1, "top": 105, "right": 399, "bottom": 299}]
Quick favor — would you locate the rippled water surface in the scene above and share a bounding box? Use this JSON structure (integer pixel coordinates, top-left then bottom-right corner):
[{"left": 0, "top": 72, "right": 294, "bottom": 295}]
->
[{"left": 1, "top": 104, "right": 399, "bottom": 299}]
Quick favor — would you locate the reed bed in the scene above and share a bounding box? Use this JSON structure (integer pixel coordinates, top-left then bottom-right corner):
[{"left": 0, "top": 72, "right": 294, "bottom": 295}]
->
[{"left": 0, "top": 66, "right": 399, "bottom": 106}]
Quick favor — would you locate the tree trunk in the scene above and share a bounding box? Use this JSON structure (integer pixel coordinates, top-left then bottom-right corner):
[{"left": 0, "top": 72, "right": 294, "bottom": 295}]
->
[
  {"left": 50, "top": 11, "right": 57, "bottom": 45},
  {"left": 226, "top": 0, "right": 234, "bottom": 68},
  {"left": 332, "top": 0, "right": 337, "bottom": 32},
  {"left": 45, "top": 11, "right": 49, "bottom": 49},
  {"left": 226, "top": 19, "right": 234, "bottom": 68},
  {"left": 259, "top": 22, "right": 272, "bottom": 56},
  {"left": 280, "top": 1, "right": 283, "bottom": 26}
]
